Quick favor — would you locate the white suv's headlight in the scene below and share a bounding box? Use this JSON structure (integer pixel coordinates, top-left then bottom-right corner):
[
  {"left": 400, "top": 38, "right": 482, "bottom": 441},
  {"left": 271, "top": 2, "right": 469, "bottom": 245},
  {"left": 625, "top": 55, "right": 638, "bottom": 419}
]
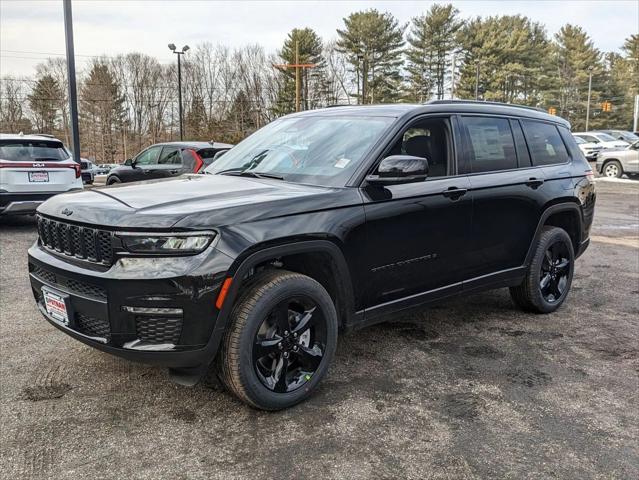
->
[{"left": 117, "top": 231, "right": 216, "bottom": 255}]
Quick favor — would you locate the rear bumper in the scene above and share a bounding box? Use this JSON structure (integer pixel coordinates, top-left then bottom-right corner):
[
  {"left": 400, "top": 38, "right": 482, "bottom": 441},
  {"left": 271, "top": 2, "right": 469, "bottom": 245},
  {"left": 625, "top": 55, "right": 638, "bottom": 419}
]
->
[
  {"left": 0, "top": 192, "right": 63, "bottom": 215},
  {"left": 28, "top": 243, "right": 234, "bottom": 369}
]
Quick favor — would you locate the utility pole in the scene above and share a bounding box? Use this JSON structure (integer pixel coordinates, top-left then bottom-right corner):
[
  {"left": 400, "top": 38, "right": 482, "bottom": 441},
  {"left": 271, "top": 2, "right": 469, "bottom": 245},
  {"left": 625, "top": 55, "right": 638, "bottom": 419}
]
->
[
  {"left": 272, "top": 42, "right": 317, "bottom": 112},
  {"left": 633, "top": 94, "right": 639, "bottom": 133},
  {"left": 585, "top": 67, "right": 593, "bottom": 131},
  {"left": 168, "top": 44, "right": 189, "bottom": 140},
  {"left": 475, "top": 61, "right": 480, "bottom": 100},
  {"left": 356, "top": 54, "right": 363, "bottom": 105},
  {"left": 450, "top": 53, "right": 457, "bottom": 100},
  {"left": 63, "top": 0, "right": 81, "bottom": 164},
  {"left": 295, "top": 41, "right": 300, "bottom": 112}
]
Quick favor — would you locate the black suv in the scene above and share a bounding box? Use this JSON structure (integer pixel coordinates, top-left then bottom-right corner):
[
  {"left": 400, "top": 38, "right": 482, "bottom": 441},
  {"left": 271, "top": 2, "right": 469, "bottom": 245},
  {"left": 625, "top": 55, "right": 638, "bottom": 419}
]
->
[
  {"left": 29, "top": 101, "right": 596, "bottom": 410},
  {"left": 106, "top": 141, "right": 232, "bottom": 185}
]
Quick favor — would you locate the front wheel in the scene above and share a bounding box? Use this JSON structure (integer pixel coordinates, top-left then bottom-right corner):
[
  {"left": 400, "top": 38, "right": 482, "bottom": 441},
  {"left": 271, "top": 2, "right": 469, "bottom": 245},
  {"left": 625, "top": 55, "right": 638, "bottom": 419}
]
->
[
  {"left": 510, "top": 226, "right": 574, "bottom": 313},
  {"left": 106, "top": 176, "right": 121, "bottom": 185},
  {"left": 218, "top": 270, "right": 338, "bottom": 410}
]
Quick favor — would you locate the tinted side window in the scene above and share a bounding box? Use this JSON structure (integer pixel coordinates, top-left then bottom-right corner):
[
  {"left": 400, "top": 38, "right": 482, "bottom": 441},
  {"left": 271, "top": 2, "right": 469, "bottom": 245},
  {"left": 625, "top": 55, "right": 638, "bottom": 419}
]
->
[
  {"left": 462, "top": 116, "right": 517, "bottom": 173},
  {"left": 158, "top": 146, "right": 182, "bottom": 165},
  {"left": 135, "top": 146, "right": 161, "bottom": 166},
  {"left": 522, "top": 121, "right": 569, "bottom": 166}
]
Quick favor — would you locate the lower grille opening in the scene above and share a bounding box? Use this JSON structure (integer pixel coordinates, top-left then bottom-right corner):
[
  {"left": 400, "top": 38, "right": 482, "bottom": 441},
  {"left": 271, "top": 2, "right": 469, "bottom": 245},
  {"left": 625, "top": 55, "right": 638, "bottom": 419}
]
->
[
  {"left": 76, "top": 313, "right": 110, "bottom": 339},
  {"left": 135, "top": 316, "right": 183, "bottom": 345}
]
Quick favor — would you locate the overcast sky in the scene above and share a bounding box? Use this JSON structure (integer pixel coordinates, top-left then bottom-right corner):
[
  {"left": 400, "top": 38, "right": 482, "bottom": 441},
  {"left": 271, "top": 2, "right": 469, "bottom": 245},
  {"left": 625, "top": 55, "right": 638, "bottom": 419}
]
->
[{"left": 1, "top": 0, "right": 637, "bottom": 76}]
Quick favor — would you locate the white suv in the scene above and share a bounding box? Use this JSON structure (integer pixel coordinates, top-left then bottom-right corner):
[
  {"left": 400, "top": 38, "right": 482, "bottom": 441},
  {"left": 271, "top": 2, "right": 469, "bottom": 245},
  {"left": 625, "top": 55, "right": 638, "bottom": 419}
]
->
[
  {"left": 0, "top": 134, "right": 83, "bottom": 215},
  {"left": 573, "top": 132, "right": 629, "bottom": 150}
]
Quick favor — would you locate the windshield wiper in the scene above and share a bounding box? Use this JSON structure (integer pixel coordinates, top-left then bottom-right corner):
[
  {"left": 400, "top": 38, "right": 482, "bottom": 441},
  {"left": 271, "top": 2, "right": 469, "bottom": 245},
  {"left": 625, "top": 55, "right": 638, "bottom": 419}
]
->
[{"left": 217, "top": 169, "right": 284, "bottom": 180}]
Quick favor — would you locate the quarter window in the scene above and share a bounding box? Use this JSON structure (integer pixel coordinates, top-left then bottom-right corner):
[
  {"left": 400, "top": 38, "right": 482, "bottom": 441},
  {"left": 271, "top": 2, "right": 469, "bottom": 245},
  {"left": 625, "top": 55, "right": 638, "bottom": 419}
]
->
[
  {"left": 522, "top": 121, "right": 569, "bottom": 166},
  {"left": 158, "top": 146, "right": 182, "bottom": 165},
  {"left": 462, "top": 117, "right": 517, "bottom": 173}
]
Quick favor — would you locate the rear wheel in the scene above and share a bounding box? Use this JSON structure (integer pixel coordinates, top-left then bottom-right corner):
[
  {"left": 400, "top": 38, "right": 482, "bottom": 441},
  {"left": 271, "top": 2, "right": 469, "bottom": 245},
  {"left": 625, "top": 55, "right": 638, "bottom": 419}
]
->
[
  {"left": 603, "top": 160, "right": 623, "bottom": 178},
  {"left": 510, "top": 226, "right": 574, "bottom": 313},
  {"left": 106, "top": 176, "right": 121, "bottom": 185},
  {"left": 218, "top": 270, "right": 338, "bottom": 410}
]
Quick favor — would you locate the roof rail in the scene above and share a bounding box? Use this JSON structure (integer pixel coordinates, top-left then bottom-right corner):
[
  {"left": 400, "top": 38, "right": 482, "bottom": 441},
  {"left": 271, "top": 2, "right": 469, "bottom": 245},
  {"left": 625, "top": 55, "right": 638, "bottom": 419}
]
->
[{"left": 426, "top": 99, "right": 546, "bottom": 113}]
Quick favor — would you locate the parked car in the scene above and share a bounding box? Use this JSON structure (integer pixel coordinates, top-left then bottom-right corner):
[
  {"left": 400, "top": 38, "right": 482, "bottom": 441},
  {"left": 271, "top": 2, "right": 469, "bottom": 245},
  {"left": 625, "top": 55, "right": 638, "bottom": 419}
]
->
[
  {"left": 80, "top": 159, "right": 95, "bottom": 184},
  {"left": 573, "top": 135, "right": 603, "bottom": 161},
  {"left": 573, "top": 132, "right": 629, "bottom": 150},
  {"left": 28, "top": 100, "right": 596, "bottom": 410},
  {"left": 106, "top": 141, "right": 233, "bottom": 185},
  {"left": 598, "top": 130, "right": 639, "bottom": 144},
  {"left": 0, "top": 133, "right": 82, "bottom": 215},
  {"left": 595, "top": 140, "right": 639, "bottom": 178}
]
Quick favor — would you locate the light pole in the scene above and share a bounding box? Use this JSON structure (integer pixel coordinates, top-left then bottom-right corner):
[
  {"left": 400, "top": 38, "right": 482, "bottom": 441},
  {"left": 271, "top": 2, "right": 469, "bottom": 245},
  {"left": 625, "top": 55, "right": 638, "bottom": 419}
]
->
[
  {"left": 475, "top": 61, "right": 481, "bottom": 100},
  {"left": 585, "top": 67, "right": 593, "bottom": 131},
  {"left": 169, "top": 43, "right": 189, "bottom": 140},
  {"left": 356, "top": 54, "right": 363, "bottom": 105}
]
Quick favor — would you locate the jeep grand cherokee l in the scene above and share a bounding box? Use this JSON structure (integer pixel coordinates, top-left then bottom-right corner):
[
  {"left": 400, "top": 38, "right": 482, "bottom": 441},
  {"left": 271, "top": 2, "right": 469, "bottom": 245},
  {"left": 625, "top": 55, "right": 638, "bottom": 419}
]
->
[{"left": 28, "top": 101, "right": 596, "bottom": 410}]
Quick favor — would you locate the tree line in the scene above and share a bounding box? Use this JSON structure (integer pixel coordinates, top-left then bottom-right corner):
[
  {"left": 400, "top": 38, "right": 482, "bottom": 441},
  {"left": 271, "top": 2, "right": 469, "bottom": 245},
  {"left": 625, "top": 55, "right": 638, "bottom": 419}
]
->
[{"left": 1, "top": 5, "right": 637, "bottom": 163}]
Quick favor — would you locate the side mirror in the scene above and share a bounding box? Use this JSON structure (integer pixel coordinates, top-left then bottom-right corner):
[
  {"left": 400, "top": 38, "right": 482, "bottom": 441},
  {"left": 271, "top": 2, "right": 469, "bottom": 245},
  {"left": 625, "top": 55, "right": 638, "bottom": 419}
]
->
[
  {"left": 366, "top": 155, "right": 429, "bottom": 185},
  {"left": 124, "top": 158, "right": 133, "bottom": 166}
]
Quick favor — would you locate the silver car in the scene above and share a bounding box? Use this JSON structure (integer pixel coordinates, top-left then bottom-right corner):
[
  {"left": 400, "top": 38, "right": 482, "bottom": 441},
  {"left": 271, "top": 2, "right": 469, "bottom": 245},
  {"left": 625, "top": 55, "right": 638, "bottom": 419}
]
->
[{"left": 596, "top": 141, "right": 639, "bottom": 179}]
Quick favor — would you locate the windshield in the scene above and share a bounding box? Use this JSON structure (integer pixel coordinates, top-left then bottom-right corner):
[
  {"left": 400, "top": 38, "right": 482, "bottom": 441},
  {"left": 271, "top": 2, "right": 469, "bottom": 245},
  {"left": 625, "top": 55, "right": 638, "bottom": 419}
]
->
[
  {"left": 573, "top": 136, "right": 586, "bottom": 144},
  {"left": 0, "top": 140, "right": 70, "bottom": 162},
  {"left": 204, "top": 115, "right": 394, "bottom": 186},
  {"left": 620, "top": 132, "right": 639, "bottom": 142},
  {"left": 596, "top": 133, "right": 617, "bottom": 142}
]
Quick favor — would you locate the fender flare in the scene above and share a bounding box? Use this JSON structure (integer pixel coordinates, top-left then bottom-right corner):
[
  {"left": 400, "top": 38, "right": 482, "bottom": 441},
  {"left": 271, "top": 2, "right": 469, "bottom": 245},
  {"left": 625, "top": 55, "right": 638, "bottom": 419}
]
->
[
  {"left": 202, "top": 239, "right": 355, "bottom": 368},
  {"left": 524, "top": 202, "right": 583, "bottom": 265}
]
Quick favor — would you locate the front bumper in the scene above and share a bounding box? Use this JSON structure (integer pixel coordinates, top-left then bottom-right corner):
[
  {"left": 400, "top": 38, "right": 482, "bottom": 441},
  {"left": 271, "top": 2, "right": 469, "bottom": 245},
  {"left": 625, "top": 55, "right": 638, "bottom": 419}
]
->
[{"left": 28, "top": 242, "right": 234, "bottom": 368}]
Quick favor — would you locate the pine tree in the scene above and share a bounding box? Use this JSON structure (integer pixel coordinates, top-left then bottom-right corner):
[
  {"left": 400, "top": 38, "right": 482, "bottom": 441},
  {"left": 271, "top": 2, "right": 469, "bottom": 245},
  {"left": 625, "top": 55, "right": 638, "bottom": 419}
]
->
[
  {"left": 336, "top": 9, "right": 405, "bottom": 103},
  {"left": 80, "top": 62, "right": 125, "bottom": 162},
  {"left": 406, "top": 4, "right": 463, "bottom": 102},
  {"left": 28, "top": 74, "right": 62, "bottom": 133},
  {"left": 274, "top": 28, "right": 325, "bottom": 114},
  {"left": 456, "top": 16, "right": 553, "bottom": 106},
  {"left": 185, "top": 95, "right": 207, "bottom": 139},
  {"left": 551, "top": 24, "right": 603, "bottom": 130}
]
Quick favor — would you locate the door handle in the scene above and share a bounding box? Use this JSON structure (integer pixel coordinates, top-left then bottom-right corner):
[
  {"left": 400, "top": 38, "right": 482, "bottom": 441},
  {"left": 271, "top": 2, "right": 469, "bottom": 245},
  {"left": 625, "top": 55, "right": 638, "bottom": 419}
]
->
[
  {"left": 442, "top": 187, "right": 468, "bottom": 200},
  {"left": 525, "top": 177, "right": 544, "bottom": 189}
]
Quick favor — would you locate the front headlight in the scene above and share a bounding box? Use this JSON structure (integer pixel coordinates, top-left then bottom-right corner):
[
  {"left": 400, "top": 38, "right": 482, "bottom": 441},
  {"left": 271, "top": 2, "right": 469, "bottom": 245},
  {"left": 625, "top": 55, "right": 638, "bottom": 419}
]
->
[{"left": 118, "top": 231, "right": 216, "bottom": 255}]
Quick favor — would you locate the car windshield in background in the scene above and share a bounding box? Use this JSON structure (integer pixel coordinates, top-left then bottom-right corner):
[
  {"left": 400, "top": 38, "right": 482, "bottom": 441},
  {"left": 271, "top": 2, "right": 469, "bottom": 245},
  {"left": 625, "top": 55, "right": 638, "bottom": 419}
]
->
[
  {"left": 574, "top": 136, "right": 586, "bottom": 144},
  {"left": 0, "top": 140, "right": 70, "bottom": 162},
  {"left": 596, "top": 133, "right": 617, "bottom": 142},
  {"left": 204, "top": 115, "right": 394, "bottom": 186}
]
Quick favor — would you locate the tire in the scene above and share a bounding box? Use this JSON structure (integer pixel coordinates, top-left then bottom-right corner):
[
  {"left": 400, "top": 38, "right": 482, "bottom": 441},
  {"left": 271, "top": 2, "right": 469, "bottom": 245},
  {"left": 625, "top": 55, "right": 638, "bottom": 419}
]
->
[
  {"left": 602, "top": 160, "right": 623, "bottom": 178},
  {"left": 510, "top": 226, "right": 575, "bottom": 314},
  {"left": 218, "top": 269, "right": 338, "bottom": 410},
  {"left": 106, "top": 176, "right": 121, "bottom": 185}
]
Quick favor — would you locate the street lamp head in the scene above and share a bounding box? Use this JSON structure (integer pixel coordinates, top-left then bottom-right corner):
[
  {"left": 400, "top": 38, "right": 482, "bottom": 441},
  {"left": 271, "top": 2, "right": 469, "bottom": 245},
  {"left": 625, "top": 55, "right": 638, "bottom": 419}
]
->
[
  {"left": 168, "top": 43, "right": 176, "bottom": 51},
  {"left": 182, "top": 45, "right": 190, "bottom": 53}
]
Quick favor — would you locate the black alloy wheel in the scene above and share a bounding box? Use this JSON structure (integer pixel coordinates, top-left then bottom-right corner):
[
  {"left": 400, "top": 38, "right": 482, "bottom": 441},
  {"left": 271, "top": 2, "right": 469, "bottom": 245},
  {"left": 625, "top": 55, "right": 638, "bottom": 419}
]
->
[
  {"left": 539, "top": 241, "right": 571, "bottom": 303},
  {"left": 509, "top": 226, "right": 574, "bottom": 314},
  {"left": 218, "top": 270, "right": 338, "bottom": 410},
  {"left": 253, "top": 297, "right": 326, "bottom": 393}
]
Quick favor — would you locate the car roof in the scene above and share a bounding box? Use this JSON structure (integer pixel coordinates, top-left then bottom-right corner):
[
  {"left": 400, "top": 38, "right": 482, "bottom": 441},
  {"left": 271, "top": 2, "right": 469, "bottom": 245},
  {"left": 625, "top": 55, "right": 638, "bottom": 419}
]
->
[
  {"left": 152, "top": 141, "right": 234, "bottom": 150},
  {"left": 288, "top": 100, "right": 570, "bottom": 127},
  {"left": 0, "top": 133, "right": 64, "bottom": 142}
]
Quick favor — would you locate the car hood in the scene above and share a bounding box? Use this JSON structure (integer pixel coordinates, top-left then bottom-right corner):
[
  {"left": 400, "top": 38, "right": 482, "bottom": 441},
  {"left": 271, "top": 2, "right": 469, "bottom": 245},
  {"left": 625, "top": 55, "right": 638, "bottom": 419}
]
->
[{"left": 37, "top": 174, "right": 353, "bottom": 229}]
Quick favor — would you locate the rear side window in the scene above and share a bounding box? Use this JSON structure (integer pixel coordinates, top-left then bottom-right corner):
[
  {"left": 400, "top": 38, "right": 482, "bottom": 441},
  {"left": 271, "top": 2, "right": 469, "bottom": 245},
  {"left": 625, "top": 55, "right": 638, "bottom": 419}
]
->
[
  {"left": 0, "top": 140, "right": 70, "bottom": 162},
  {"left": 522, "top": 121, "right": 569, "bottom": 166},
  {"left": 462, "top": 116, "right": 517, "bottom": 173},
  {"left": 158, "top": 146, "right": 182, "bottom": 165}
]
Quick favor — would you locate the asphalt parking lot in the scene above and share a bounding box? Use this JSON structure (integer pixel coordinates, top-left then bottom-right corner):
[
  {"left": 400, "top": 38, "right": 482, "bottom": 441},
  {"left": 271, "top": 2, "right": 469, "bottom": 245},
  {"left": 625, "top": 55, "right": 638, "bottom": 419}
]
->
[{"left": 1, "top": 179, "right": 638, "bottom": 480}]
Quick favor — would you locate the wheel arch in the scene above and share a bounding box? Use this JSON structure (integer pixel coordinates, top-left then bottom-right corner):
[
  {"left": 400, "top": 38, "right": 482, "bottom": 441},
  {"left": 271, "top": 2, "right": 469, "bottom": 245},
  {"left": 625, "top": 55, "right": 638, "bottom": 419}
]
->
[
  {"left": 217, "top": 239, "right": 356, "bottom": 332},
  {"left": 600, "top": 158, "right": 623, "bottom": 173},
  {"left": 525, "top": 202, "right": 583, "bottom": 265}
]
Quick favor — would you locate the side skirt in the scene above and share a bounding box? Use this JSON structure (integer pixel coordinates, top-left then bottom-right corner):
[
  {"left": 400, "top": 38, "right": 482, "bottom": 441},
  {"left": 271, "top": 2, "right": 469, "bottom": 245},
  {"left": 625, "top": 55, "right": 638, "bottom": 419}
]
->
[{"left": 352, "top": 266, "right": 527, "bottom": 330}]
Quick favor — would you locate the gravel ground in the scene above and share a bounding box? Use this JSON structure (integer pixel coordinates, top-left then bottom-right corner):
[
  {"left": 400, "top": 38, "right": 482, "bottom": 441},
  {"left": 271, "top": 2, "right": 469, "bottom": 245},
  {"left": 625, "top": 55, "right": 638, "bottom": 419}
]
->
[{"left": 1, "top": 179, "right": 638, "bottom": 480}]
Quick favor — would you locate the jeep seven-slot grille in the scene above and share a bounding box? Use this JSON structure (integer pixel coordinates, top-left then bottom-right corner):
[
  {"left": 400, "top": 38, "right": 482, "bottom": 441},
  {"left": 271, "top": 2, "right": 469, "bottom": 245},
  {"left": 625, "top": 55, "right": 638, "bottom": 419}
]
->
[{"left": 37, "top": 216, "right": 114, "bottom": 265}]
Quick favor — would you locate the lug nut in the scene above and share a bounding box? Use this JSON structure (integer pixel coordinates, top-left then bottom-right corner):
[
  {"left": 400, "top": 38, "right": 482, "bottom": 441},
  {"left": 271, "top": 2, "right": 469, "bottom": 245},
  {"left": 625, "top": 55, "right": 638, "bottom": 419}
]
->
[
  {"left": 283, "top": 352, "right": 289, "bottom": 358},
  {"left": 278, "top": 343, "right": 283, "bottom": 349},
  {"left": 284, "top": 330, "right": 289, "bottom": 336},
  {"left": 293, "top": 332, "right": 297, "bottom": 338}
]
